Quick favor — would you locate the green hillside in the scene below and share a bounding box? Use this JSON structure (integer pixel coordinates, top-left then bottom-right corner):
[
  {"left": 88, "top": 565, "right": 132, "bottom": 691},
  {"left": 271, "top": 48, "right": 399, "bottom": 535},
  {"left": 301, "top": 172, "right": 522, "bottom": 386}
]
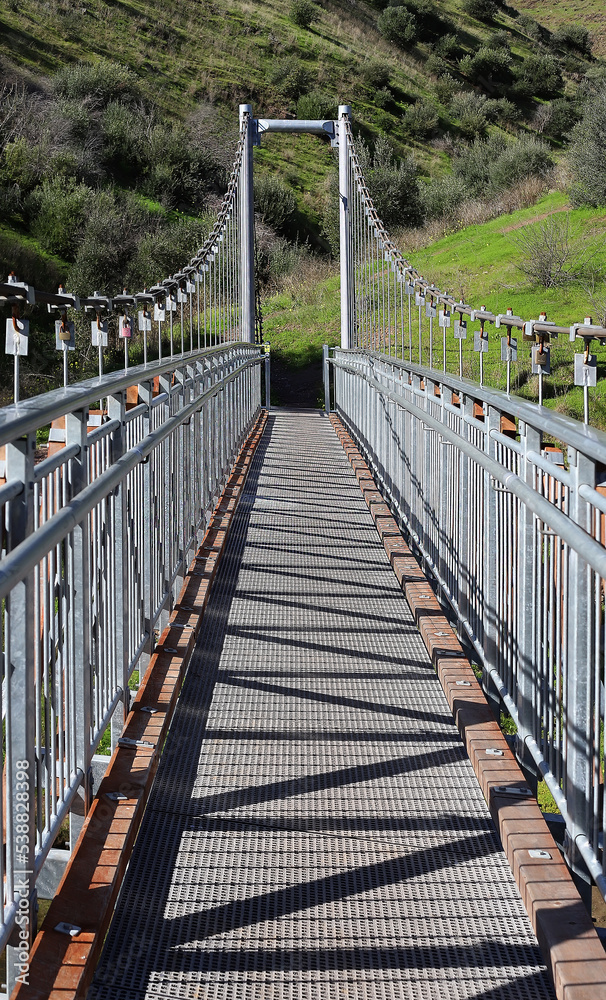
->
[
  {"left": 515, "top": 0, "right": 606, "bottom": 56},
  {"left": 1, "top": 0, "right": 604, "bottom": 230},
  {"left": 1, "top": 0, "right": 606, "bottom": 407},
  {"left": 263, "top": 191, "right": 606, "bottom": 425}
]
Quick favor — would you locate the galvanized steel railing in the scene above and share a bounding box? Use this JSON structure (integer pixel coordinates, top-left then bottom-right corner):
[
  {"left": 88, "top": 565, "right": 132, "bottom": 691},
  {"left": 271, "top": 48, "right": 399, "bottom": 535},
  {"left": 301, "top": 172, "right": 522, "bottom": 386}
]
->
[
  {"left": 329, "top": 346, "right": 606, "bottom": 900},
  {"left": 0, "top": 343, "right": 262, "bottom": 981},
  {"left": 332, "top": 109, "right": 606, "bottom": 901},
  {"left": 0, "top": 105, "right": 264, "bottom": 991}
]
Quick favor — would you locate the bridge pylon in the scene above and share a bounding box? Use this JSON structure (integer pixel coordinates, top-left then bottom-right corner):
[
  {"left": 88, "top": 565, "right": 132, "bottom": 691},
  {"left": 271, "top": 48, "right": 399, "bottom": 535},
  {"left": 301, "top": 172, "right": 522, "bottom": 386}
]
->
[{"left": 237, "top": 104, "right": 353, "bottom": 348}]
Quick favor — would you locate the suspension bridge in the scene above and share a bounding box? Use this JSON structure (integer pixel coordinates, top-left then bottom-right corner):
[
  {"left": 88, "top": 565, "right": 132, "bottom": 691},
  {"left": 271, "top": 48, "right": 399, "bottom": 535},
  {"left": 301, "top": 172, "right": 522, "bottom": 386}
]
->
[{"left": 1, "top": 105, "right": 606, "bottom": 1000}]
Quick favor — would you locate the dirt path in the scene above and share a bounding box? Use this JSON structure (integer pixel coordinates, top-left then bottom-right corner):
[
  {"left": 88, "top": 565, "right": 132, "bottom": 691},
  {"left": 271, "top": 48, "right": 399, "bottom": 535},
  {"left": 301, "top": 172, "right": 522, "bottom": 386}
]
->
[{"left": 501, "top": 205, "right": 571, "bottom": 233}]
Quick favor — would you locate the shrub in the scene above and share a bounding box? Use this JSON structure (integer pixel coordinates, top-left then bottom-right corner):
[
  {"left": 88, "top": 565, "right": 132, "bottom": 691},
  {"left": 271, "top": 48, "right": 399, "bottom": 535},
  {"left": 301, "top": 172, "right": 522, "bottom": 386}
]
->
[
  {"left": 140, "top": 123, "right": 222, "bottom": 211},
  {"left": 289, "top": 0, "right": 321, "bottom": 29},
  {"left": 420, "top": 173, "right": 468, "bottom": 220},
  {"left": 452, "top": 134, "right": 552, "bottom": 197},
  {"left": 373, "top": 88, "right": 392, "bottom": 109},
  {"left": 488, "top": 97, "right": 518, "bottom": 125},
  {"left": 568, "top": 85, "right": 606, "bottom": 206},
  {"left": 0, "top": 84, "right": 42, "bottom": 148},
  {"left": 515, "top": 53, "right": 563, "bottom": 99},
  {"left": 486, "top": 30, "right": 510, "bottom": 49},
  {"left": 450, "top": 91, "right": 489, "bottom": 137},
  {"left": 581, "top": 65, "right": 606, "bottom": 88},
  {"left": 488, "top": 134, "right": 553, "bottom": 191},
  {"left": 388, "top": 0, "right": 452, "bottom": 42},
  {"left": 452, "top": 134, "right": 505, "bottom": 195},
  {"left": 361, "top": 61, "right": 390, "bottom": 89},
  {"left": 254, "top": 174, "right": 297, "bottom": 233},
  {"left": 255, "top": 236, "right": 308, "bottom": 286},
  {"left": 434, "top": 73, "right": 458, "bottom": 105},
  {"left": 296, "top": 91, "right": 335, "bottom": 120},
  {"left": 562, "top": 55, "right": 588, "bottom": 76},
  {"left": 434, "top": 33, "right": 459, "bottom": 60},
  {"left": 102, "top": 101, "right": 147, "bottom": 180},
  {"left": 269, "top": 57, "right": 311, "bottom": 98},
  {"left": 401, "top": 99, "right": 438, "bottom": 137},
  {"left": 68, "top": 190, "right": 131, "bottom": 294},
  {"left": 377, "top": 6, "right": 418, "bottom": 47},
  {"left": 463, "top": 0, "right": 497, "bottom": 22},
  {"left": 459, "top": 45, "right": 513, "bottom": 86},
  {"left": 27, "top": 176, "right": 91, "bottom": 261},
  {"left": 551, "top": 24, "right": 592, "bottom": 57},
  {"left": 357, "top": 136, "right": 422, "bottom": 229},
  {"left": 0, "top": 137, "right": 41, "bottom": 191},
  {"left": 57, "top": 99, "right": 91, "bottom": 143},
  {"left": 533, "top": 98, "right": 579, "bottom": 139},
  {"left": 512, "top": 215, "right": 605, "bottom": 288},
  {"left": 515, "top": 14, "right": 547, "bottom": 45},
  {"left": 0, "top": 182, "right": 21, "bottom": 218},
  {"left": 425, "top": 53, "right": 449, "bottom": 78},
  {"left": 52, "top": 60, "right": 141, "bottom": 109},
  {"left": 126, "top": 216, "right": 211, "bottom": 292}
]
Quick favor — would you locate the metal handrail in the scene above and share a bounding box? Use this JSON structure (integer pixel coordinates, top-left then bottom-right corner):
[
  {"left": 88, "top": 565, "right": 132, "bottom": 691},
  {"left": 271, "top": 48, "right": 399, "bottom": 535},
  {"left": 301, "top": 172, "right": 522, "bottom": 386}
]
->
[
  {"left": 357, "top": 349, "right": 606, "bottom": 464},
  {"left": 332, "top": 355, "right": 606, "bottom": 578},
  {"left": 330, "top": 345, "right": 606, "bottom": 901},
  {"left": 0, "top": 342, "right": 263, "bottom": 982},
  {"left": 0, "top": 343, "right": 259, "bottom": 446}
]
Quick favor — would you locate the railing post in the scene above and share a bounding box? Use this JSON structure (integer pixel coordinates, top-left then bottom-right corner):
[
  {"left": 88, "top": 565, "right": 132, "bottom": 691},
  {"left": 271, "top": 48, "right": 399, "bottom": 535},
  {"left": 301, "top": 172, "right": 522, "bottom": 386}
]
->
[
  {"left": 239, "top": 104, "right": 255, "bottom": 344},
  {"left": 482, "top": 404, "right": 504, "bottom": 721},
  {"left": 565, "top": 447, "right": 595, "bottom": 907},
  {"left": 323, "top": 344, "right": 331, "bottom": 413},
  {"left": 456, "top": 391, "right": 473, "bottom": 651},
  {"left": 64, "top": 408, "right": 93, "bottom": 850},
  {"left": 138, "top": 378, "right": 154, "bottom": 638},
  {"left": 516, "top": 419, "right": 541, "bottom": 793},
  {"left": 264, "top": 348, "right": 271, "bottom": 410},
  {"left": 338, "top": 104, "right": 352, "bottom": 350},
  {"left": 107, "top": 390, "right": 130, "bottom": 749},
  {"left": 5, "top": 433, "right": 37, "bottom": 993}
]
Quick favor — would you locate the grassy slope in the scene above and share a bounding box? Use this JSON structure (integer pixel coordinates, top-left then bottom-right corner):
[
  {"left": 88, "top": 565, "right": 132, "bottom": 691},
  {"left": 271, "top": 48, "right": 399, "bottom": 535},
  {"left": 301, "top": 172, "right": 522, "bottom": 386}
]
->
[
  {"left": 0, "top": 0, "right": 604, "bottom": 271},
  {"left": 406, "top": 191, "right": 605, "bottom": 320},
  {"left": 0, "top": 0, "right": 600, "bottom": 168},
  {"left": 406, "top": 192, "right": 606, "bottom": 422},
  {"left": 264, "top": 192, "right": 606, "bottom": 426},
  {"left": 515, "top": 0, "right": 606, "bottom": 55}
]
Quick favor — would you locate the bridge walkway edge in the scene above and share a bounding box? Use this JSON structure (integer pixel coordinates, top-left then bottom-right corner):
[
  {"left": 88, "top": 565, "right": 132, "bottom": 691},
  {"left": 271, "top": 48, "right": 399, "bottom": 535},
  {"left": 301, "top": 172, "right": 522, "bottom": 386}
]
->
[
  {"left": 11, "top": 410, "right": 269, "bottom": 1000},
  {"left": 87, "top": 408, "right": 557, "bottom": 1000},
  {"left": 329, "top": 412, "right": 606, "bottom": 1000}
]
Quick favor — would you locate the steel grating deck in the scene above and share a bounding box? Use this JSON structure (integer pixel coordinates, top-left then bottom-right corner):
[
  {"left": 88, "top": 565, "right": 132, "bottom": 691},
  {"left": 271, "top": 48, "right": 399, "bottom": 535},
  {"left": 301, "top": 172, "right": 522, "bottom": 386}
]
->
[{"left": 88, "top": 409, "right": 554, "bottom": 1000}]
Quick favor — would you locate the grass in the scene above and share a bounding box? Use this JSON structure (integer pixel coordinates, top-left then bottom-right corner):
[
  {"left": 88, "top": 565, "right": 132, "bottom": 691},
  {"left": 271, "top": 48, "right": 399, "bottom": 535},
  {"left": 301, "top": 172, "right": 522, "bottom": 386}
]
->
[
  {"left": 402, "top": 191, "right": 606, "bottom": 317},
  {"left": 400, "top": 190, "right": 606, "bottom": 423},
  {"left": 96, "top": 670, "right": 140, "bottom": 756},
  {"left": 261, "top": 190, "right": 606, "bottom": 428},
  {"left": 514, "top": 0, "right": 606, "bottom": 56},
  {"left": 263, "top": 263, "right": 340, "bottom": 365}
]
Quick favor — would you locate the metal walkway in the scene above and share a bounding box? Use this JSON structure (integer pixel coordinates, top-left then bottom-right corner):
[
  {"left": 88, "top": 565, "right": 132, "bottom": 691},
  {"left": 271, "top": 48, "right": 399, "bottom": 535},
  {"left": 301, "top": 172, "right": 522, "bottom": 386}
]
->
[{"left": 88, "top": 409, "right": 554, "bottom": 1000}]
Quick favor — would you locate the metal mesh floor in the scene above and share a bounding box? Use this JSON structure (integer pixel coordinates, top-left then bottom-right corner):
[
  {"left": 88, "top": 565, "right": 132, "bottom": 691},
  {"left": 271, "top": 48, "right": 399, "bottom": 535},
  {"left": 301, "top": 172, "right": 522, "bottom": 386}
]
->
[{"left": 88, "top": 409, "right": 554, "bottom": 1000}]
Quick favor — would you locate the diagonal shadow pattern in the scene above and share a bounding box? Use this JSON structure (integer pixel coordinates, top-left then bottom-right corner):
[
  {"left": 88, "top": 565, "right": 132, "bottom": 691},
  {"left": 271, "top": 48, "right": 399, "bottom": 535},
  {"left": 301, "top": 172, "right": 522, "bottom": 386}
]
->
[{"left": 89, "top": 410, "right": 554, "bottom": 1000}]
